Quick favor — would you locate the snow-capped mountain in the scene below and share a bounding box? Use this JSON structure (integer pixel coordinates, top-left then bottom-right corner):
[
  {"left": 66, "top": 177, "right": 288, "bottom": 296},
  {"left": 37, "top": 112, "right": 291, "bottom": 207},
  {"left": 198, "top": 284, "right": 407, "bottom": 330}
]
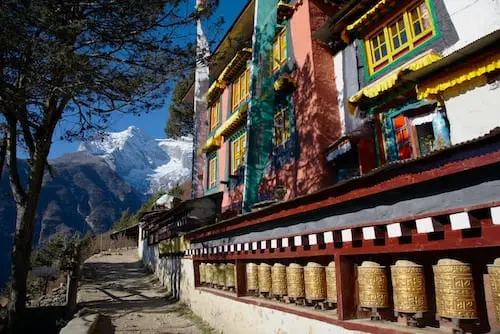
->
[{"left": 78, "top": 126, "right": 193, "bottom": 195}]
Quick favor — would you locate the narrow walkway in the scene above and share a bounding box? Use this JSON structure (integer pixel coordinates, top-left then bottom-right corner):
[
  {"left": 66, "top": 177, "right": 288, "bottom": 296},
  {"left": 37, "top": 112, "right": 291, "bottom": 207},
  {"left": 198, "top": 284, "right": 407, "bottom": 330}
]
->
[{"left": 78, "top": 249, "right": 212, "bottom": 334}]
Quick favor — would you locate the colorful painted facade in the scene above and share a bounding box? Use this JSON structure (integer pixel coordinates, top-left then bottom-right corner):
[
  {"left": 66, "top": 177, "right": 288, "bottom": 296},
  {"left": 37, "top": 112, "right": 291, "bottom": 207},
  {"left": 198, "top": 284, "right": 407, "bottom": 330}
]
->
[{"left": 140, "top": 1, "right": 500, "bottom": 333}]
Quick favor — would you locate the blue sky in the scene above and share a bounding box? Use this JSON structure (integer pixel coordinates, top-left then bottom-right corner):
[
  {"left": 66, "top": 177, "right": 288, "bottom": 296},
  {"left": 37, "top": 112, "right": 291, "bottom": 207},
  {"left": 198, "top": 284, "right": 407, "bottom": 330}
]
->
[{"left": 49, "top": 0, "right": 247, "bottom": 158}]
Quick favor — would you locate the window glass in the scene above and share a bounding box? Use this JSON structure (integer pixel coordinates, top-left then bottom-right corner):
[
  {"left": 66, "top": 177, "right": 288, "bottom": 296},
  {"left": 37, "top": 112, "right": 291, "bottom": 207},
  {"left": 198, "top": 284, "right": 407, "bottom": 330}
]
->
[
  {"left": 271, "top": 29, "right": 287, "bottom": 72},
  {"left": 232, "top": 68, "right": 250, "bottom": 110},
  {"left": 364, "top": 1, "right": 436, "bottom": 75},
  {"left": 231, "top": 133, "right": 246, "bottom": 174},
  {"left": 208, "top": 156, "right": 217, "bottom": 188},
  {"left": 209, "top": 100, "right": 220, "bottom": 131},
  {"left": 274, "top": 107, "right": 291, "bottom": 148}
]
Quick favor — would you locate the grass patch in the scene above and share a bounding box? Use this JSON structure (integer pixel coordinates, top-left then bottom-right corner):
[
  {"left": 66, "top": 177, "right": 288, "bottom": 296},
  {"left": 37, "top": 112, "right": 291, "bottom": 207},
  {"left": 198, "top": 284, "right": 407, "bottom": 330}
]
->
[{"left": 175, "top": 302, "right": 218, "bottom": 334}]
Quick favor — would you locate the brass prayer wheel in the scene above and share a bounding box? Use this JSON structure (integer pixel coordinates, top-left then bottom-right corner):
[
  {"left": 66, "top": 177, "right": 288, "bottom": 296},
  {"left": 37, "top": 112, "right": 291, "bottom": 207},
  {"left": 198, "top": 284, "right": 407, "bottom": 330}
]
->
[
  {"left": 206, "top": 263, "right": 214, "bottom": 284},
  {"left": 225, "top": 263, "right": 236, "bottom": 288},
  {"left": 326, "top": 261, "right": 337, "bottom": 303},
  {"left": 390, "top": 260, "right": 427, "bottom": 313},
  {"left": 271, "top": 263, "right": 287, "bottom": 296},
  {"left": 258, "top": 263, "right": 272, "bottom": 293},
  {"left": 358, "top": 261, "right": 389, "bottom": 308},
  {"left": 217, "top": 264, "right": 226, "bottom": 287},
  {"left": 487, "top": 258, "right": 500, "bottom": 320},
  {"left": 286, "top": 263, "right": 305, "bottom": 298},
  {"left": 199, "top": 263, "right": 206, "bottom": 284},
  {"left": 304, "top": 262, "right": 327, "bottom": 301},
  {"left": 433, "top": 259, "right": 477, "bottom": 319},
  {"left": 247, "top": 262, "right": 259, "bottom": 291}
]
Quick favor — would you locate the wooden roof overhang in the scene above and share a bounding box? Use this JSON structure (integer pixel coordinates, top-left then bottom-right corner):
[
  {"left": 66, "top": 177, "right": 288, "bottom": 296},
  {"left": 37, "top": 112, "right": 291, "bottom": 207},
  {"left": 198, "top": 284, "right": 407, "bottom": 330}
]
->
[{"left": 185, "top": 129, "right": 500, "bottom": 241}]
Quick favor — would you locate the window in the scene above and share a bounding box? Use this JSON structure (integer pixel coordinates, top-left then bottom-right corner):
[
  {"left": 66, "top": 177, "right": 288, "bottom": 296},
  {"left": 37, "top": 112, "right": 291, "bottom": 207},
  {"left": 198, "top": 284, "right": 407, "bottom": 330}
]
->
[
  {"left": 384, "top": 109, "right": 450, "bottom": 162},
  {"left": 392, "top": 114, "right": 412, "bottom": 160},
  {"left": 271, "top": 28, "right": 287, "bottom": 73},
  {"left": 231, "top": 67, "right": 251, "bottom": 111},
  {"left": 208, "top": 156, "right": 217, "bottom": 188},
  {"left": 364, "top": 0, "right": 436, "bottom": 75},
  {"left": 209, "top": 100, "right": 221, "bottom": 131},
  {"left": 274, "top": 107, "right": 291, "bottom": 148},
  {"left": 231, "top": 132, "right": 246, "bottom": 174}
]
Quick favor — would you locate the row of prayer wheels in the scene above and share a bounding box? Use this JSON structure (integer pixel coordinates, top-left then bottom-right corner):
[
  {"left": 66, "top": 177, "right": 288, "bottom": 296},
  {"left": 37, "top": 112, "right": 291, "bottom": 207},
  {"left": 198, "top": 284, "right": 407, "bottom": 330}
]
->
[
  {"left": 246, "top": 262, "right": 337, "bottom": 302},
  {"left": 199, "top": 263, "right": 236, "bottom": 289},
  {"left": 358, "top": 258, "right": 500, "bottom": 321}
]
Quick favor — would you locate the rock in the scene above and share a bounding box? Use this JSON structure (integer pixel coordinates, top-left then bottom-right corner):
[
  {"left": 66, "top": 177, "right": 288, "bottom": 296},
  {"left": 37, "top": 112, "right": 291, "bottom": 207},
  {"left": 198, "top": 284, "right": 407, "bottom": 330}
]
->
[{"left": 0, "top": 296, "right": 8, "bottom": 308}]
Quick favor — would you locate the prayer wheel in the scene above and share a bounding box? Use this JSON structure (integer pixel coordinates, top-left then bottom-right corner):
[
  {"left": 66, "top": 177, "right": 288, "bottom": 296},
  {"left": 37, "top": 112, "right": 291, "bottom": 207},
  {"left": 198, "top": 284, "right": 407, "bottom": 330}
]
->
[
  {"left": 358, "top": 261, "right": 389, "bottom": 308},
  {"left": 247, "top": 262, "right": 259, "bottom": 291},
  {"left": 488, "top": 258, "right": 500, "bottom": 320},
  {"left": 271, "top": 263, "right": 287, "bottom": 296},
  {"left": 206, "top": 263, "right": 214, "bottom": 285},
  {"left": 217, "top": 264, "right": 226, "bottom": 287},
  {"left": 433, "top": 259, "right": 477, "bottom": 319},
  {"left": 304, "top": 262, "right": 327, "bottom": 301},
  {"left": 286, "top": 263, "right": 305, "bottom": 299},
  {"left": 225, "top": 263, "right": 236, "bottom": 288},
  {"left": 258, "top": 263, "right": 272, "bottom": 293},
  {"left": 326, "top": 261, "right": 337, "bottom": 303},
  {"left": 390, "top": 260, "right": 427, "bottom": 313},
  {"left": 199, "top": 263, "right": 206, "bottom": 284}
]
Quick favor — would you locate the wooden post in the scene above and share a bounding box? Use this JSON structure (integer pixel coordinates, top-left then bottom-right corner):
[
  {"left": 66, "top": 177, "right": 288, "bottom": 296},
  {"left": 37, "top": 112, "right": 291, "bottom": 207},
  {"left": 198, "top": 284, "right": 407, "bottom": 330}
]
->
[
  {"left": 235, "top": 260, "right": 247, "bottom": 297},
  {"left": 66, "top": 243, "right": 82, "bottom": 318},
  {"left": 335, "top": 255, "right": 357, "bottom": 320}
]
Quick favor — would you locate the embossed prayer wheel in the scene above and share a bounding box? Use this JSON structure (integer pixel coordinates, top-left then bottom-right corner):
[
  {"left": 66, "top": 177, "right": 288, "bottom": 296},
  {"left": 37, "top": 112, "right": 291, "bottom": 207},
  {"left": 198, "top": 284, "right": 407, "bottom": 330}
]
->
[
  {"left": 433, "top": 259, "right": 477, "bottom": 319},
  {"left": 225, "top": 263, "right": 236, "bottom": 288},
  {"left": 390, "top": 260, "right": 427, "bottom": 313},
  {"left": 304, "top": 262, "right": 327, "bottom": 301},
  {"left": 488, "top": 258, "right": 500, "bottom": 320},
  {"left": 258, "top": 263, "right": 272, "bottom": 293},
  {"left": 286, "top": 263, "right": 305, "bottom": 299},
  {"left": 199, "top": 263, "right": 206, "bottom": 284},
  {"left": 217, "top": 264, "right": 226, "bottom": 287},
  {"left": 205, "top": 263, "right": 214, "bottom": 285},
  {"left": 271, "top": 263, "right": 287, "bottom": 296},
  {"left": 247, "top": 262, "right": 259, "bottom": 291},
  {"left": 358, "top": 261, "right": 389, "bottom": 308},
  {"left": 326, "top": 261, "right": 337, "bottom": 303}
]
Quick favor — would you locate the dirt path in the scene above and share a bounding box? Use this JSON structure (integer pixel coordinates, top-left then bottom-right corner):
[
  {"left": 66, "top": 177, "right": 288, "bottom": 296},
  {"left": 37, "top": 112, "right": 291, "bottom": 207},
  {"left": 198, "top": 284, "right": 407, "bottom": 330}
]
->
[{"left": 78, "top": 249, "right": 213, "bottom": 334}]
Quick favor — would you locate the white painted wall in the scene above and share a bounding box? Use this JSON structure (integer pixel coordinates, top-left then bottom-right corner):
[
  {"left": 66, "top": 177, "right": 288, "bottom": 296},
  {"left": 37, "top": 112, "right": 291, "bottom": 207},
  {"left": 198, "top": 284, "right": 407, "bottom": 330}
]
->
[
  {"left": 445, "top": 81, "right": 500, "bottom": 144},
  {"left": 441, "top": 0, "right": 500, "bottom": 56},
  {"left": 140, "top": 243, "right": 362, "bottom": 334},
  {"left": 334, "top": 52, "right": 346, "bottom": 135}
]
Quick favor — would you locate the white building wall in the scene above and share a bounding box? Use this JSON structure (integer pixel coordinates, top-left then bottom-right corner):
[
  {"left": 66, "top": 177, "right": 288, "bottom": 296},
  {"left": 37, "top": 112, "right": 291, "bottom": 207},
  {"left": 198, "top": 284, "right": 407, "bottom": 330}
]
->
[
  {"left": 445, "top": 82, "right": 500, "bottom": 144},
  {"left": 140, "top": 243, "right": 361, "bottom": 334},
  {"left": 441, "top": 0, "right": 500, "bottom": 56}
]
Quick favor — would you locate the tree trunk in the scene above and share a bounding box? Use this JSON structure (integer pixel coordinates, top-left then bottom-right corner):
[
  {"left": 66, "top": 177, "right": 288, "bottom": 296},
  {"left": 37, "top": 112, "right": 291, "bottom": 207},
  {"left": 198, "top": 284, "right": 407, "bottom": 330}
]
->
[{"left": 8, "top": 203, "right": 38, "bottom": 333}]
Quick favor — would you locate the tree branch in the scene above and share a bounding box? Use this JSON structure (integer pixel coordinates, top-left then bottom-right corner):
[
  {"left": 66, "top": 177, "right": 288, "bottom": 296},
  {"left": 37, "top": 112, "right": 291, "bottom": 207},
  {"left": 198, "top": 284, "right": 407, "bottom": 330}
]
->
[{"left": 6, "top": 118, "right": 27, "bottom": 204}]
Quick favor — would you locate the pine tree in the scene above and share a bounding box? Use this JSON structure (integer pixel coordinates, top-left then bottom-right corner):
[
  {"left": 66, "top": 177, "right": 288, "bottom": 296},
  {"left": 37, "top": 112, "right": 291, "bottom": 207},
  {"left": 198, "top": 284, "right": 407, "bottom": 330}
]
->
[
  {"left": 0, "top": 1, "right": 219, "bottom": 330},
  {"left": 165, "top": 77, "right": 195, "bottom": 138}
]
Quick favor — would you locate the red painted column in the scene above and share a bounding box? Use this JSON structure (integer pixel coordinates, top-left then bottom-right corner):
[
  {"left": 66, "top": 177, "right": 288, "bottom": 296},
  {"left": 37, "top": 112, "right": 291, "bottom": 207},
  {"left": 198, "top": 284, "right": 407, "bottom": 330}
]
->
[
  {"left": 236, "top": 259, "right": 247, "bottom": 297},
  {"left": 335, "top": 255, "right": 357, "bottom": 320}
]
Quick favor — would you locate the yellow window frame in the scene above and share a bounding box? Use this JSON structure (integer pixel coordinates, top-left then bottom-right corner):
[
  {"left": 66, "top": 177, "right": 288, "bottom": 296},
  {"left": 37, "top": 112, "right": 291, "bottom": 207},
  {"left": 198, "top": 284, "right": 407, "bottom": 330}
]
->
[
  {"left": 231, "top": 132, "right": 246, "bottom": 174},
  {"left": 271, "top": 28, "right": 287, "bottom": 73},
  {"left": 231, "top": 67, "right": 251, "bottom": 111},
  {"left": 274, "top": 107, "right": 290, "bottom": 147},
  {"left": 208, "top": 156, "right": 217, "bottom": 188},
  {"left": 209, "top": 100, "right": 220, "bottom": 132},
  {"left": 364, "top": 0, "right": 436, "bottom": 76}
]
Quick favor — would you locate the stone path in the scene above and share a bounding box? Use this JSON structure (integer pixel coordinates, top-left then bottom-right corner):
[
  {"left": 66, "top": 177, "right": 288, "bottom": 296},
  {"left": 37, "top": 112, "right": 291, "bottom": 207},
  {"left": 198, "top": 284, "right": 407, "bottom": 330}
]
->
[{"left": 78, "top": 249, "right": 213, "bottom": 334}]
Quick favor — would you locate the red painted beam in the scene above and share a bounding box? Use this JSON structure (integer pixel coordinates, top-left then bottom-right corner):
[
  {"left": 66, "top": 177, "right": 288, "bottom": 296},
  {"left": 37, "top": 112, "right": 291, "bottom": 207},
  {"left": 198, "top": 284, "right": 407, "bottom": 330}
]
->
[{"left": 192, "top": 223, "right": 500, "bottom": 261}]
